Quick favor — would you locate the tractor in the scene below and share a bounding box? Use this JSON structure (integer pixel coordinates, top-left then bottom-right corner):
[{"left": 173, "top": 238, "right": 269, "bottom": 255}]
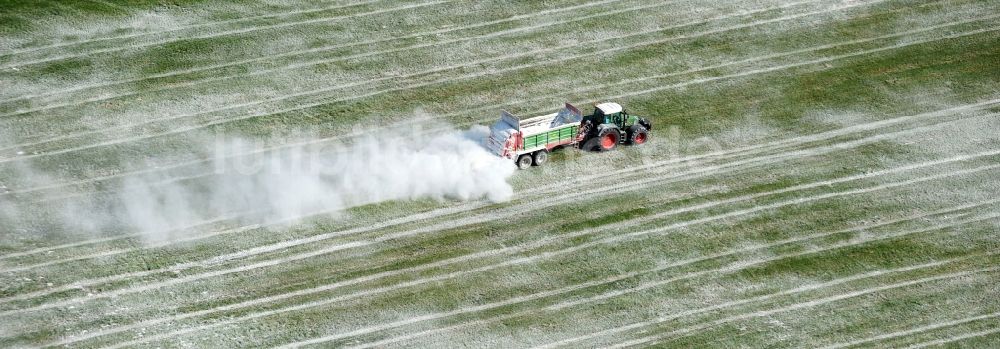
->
[{"left": 578, "top": 102, "right": 653, "bottom": 152}]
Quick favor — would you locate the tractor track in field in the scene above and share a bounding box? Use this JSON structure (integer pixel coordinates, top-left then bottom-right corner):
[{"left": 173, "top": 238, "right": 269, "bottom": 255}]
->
[
  {"left": 281, "top": 215, "right": 1000, "bottom": 348},
  {"left": 609, "top": 27, "right": 1000, "bottom": 101},
  {"left": 0, "top": 0, "right": 634, "bottom": 114},
  {"left": 352, "top": 199, "right": 1000, "bottom": 347},
  {"left": 904, "top": 327, "right": 1000, "bottom": 348},
  {"left": 0, "top": 0, "right": 449, "bottom": 71},
  {"left": 0, "top": 0, "right": 821, "bottom": 155},
  {"left": 0, "top": 100, "right": 993, "bottom": 317},
  {"left": 446, "top": 10, "right": 998, "bottom": 123},
  {"left": 1, "top": 114, "right": 437, "bottom": 199},
  {"left": 29, "top": 154, "right": 1000, "bottom": 347},
  {"left": 3, "top": 21, "right": 996, "bottom": 346},
  {"left": 533, "top": 226, "right": 1000, "bottom": 347},
  {"left": 545, "top": 261, "right": 1000, "bottom": 348},
  {"left": 0, "top": 0, "right": 971, "bottom": 194},
  {"left": 2, "top": 88, "right": 993, "bottom": 278},
  {"left": 361, "top": 252, "right": 994, "bottom": 348},
  {"left": 95, "top": 190, "right": 997, "bottom": 346},
  {"left": 2, "top": 1, "right": 996, "bottom": 347},
  {"left": 23, "top": 2, "right": 984, "bottom": 199},
  {"left": 0, "top": 210, "right": 262, "bottom": 261},
  {"left": 2, "top": 9, "right": 986, "bottom": 204},
  {"left": 609, "top": 267, "right": 1000, "bottom": 348},
  {"left": 819, "top": 312, "right": 1000, "bottom": 349},
  {"left": 5, "top": 15, "right": 993, "bottom": 216},
  {"left": 0, "top": 0, "right": 385, "bottom": 59},
  {"left": 0, "top": 97, "right": 990, "bottom": 305},
  {"left": 0, "top": 0, "right": 852, "bottom": 160},
  {"left": 322, "top": 166, "right": 1000, "bottom": 344},
  {"left": 6, "top": 94, "right": 993, "bottom": 269},
  {"left": 0, "top": 214, "right": 278, "bottom": 274}
]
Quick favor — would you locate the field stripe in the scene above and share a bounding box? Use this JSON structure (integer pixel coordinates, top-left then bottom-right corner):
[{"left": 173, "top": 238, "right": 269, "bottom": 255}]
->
[
  {"left": 316, "top": 216, "right": 1000, "bottom": 348},
  {"left": 0, "top": 1, "right": 449, "bottom": 70},
  {"left": 8, "top": 6, "right": 992, "bottom": 167},
  {"left": 903, "top": 327, "right": 1000, "bottom": 348},
  {"left": 0, "top": 215, "right": 270, "bottom": 273},
  {"left": 195, "top": 163, "right": 1000, "bottom": 344},
  {"left": 609, "top": 267, "right": 1000, "bottom": 348},
  {"left": 0, "top": 4, "right": 895, "bottom": 198},
  {"left": 0, "top": 0, "right": 668, "bottom": 152},
  {"left": 607, "top": 26, "right": 1000, "bottom": 101},
  {"left": 0, "top": 0, "right": 630, "bottom": 108},
  {"left": 531, "top": 101, "right": 1000, "bottom": 200},
  {"left": 0, "top": 0, "right": 817, "bottom": 153},
  {"left": 820, "top": 312, "right": 1000, "bottom": 349},
  {"left": 533, "top": 228, "right": 1000, "bottom": 348},
  {"left": 1, "top": 106, "right": 991, "bottom": 313},
  {"left": 123, "top": 212, "right": 1000, "bottom": 349},
  {"left": 359, "top": 229, "right": 1000, "bottom": 348},
  {"left": 5, "top": 34, "right": 992, "bottom": 308},
  {"left": 1, "top": 101, "right": 990, "bottom": 311},
  {"left": 0, "top": 3, "right": 988, "bottom": 348},
  {"left": 8, "top": 16, "right": 970, "bottom": 257},
  {"left": 2, "top": 0, "right": 967, "bottom": 194},
  {"left": 0, "top": 212, "right": 244, "bottom": 261},
  {"left": 0, "top": 203, "right": 485, "bottom": 302},
  {"left": 0, "top": 0, "right": 383, "bottom": 58},
  {"left": 79, "top": 0, "right": 129, "bottom": 12},
  {"left": 0, "top": 114, "right": 436, "bottom": 198},
  {"left": 1, "top": 102, "right": 986, "bottom": 301},
  {"left": 0, "top": 108, "right": 968, "bottom": 303},
  {"left": 0, "top": 20, "right": 997, "bottom": 215},
  {"left": 0, "top": 0, "right": 842, "bottom": 158},
  {"left": 445, "top": 12, "right": 999, "bottom": 124},
  {"left": 46, "top": 156, "right": 998, "bottom": 346}
]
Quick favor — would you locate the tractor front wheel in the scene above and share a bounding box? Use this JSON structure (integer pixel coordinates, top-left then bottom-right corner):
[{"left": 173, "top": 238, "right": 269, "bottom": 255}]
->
[
  {"left": 627, "top": 125, "right": 649, "bottom": 145},
  {"left": 516, "top": 154, "right": 533, "bottom": 169}
]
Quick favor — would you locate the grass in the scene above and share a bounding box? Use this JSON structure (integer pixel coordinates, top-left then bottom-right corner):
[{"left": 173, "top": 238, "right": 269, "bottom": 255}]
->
[{"left": 0, "top": 0, "right": 999, "bottom": 347}]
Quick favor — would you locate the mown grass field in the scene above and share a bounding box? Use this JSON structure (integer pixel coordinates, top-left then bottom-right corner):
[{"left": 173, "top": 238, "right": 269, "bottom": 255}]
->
[{"left": 1, "top": 0, "right": 999, "bottom": 347}]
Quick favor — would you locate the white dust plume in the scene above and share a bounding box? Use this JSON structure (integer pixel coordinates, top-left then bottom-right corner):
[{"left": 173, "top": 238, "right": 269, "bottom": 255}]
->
[{"left": 1, "top": 122, "right": 516, "bottom": 242}]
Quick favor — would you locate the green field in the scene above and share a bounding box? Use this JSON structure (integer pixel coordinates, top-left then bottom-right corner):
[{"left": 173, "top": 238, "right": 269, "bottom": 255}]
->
[{"left": 1, "top": 0, "right": 999, "bottom": 347}]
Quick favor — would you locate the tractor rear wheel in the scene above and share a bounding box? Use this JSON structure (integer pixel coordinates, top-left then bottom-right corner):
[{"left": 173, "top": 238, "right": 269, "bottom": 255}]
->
[
  {"left": 532, "top": 150, "right": 548, "bottom": 166},
  {"left": 596, "top": 127, "right": 620, "bottom": 151},
  {"left": 516, "top": 154, "right": 533, "bottom": 169},
  {"left": 627, "top": 125, "right": 649, "bottom": 145}
]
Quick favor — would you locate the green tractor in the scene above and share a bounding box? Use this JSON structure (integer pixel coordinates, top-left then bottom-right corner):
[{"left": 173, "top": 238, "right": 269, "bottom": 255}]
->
[{"left": 579, "top": 102, "right": 653, "bottom": 152}]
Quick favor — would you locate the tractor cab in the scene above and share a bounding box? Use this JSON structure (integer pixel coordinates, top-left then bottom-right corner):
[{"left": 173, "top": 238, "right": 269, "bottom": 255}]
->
[
  {"left": 592, "top": 102, "right": 627, "bottom": 128},
  {"left": 587, "top": 102, "right": 651, "bottom": 131}
]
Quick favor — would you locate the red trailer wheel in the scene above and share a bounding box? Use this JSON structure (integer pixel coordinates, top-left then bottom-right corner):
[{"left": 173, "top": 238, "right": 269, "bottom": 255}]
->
[{"left": 516, "top": 154, "right": 533, "bottom": 169}]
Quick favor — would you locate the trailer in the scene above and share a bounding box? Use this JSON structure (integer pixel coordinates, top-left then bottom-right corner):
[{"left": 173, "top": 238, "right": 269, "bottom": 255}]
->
[{"left": 486, "top": 102, "right": 652, "bottom": 169}]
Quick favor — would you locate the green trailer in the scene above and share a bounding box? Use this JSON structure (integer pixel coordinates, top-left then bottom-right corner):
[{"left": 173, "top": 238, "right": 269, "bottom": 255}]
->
[{"left": 485, "top": 103, "right": 583, "bottom": 169}]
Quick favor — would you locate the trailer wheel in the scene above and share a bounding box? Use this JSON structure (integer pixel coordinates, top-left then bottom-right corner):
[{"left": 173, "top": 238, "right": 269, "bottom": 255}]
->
[
  {"left": 627, "top": 125, "right": 649, "bottom": 145},
  {"left": 532, "top": 150, "right": 548, "bottom": 166},
  {"left": 516, "top": 154, "right": 533, "bottom": 169}
]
